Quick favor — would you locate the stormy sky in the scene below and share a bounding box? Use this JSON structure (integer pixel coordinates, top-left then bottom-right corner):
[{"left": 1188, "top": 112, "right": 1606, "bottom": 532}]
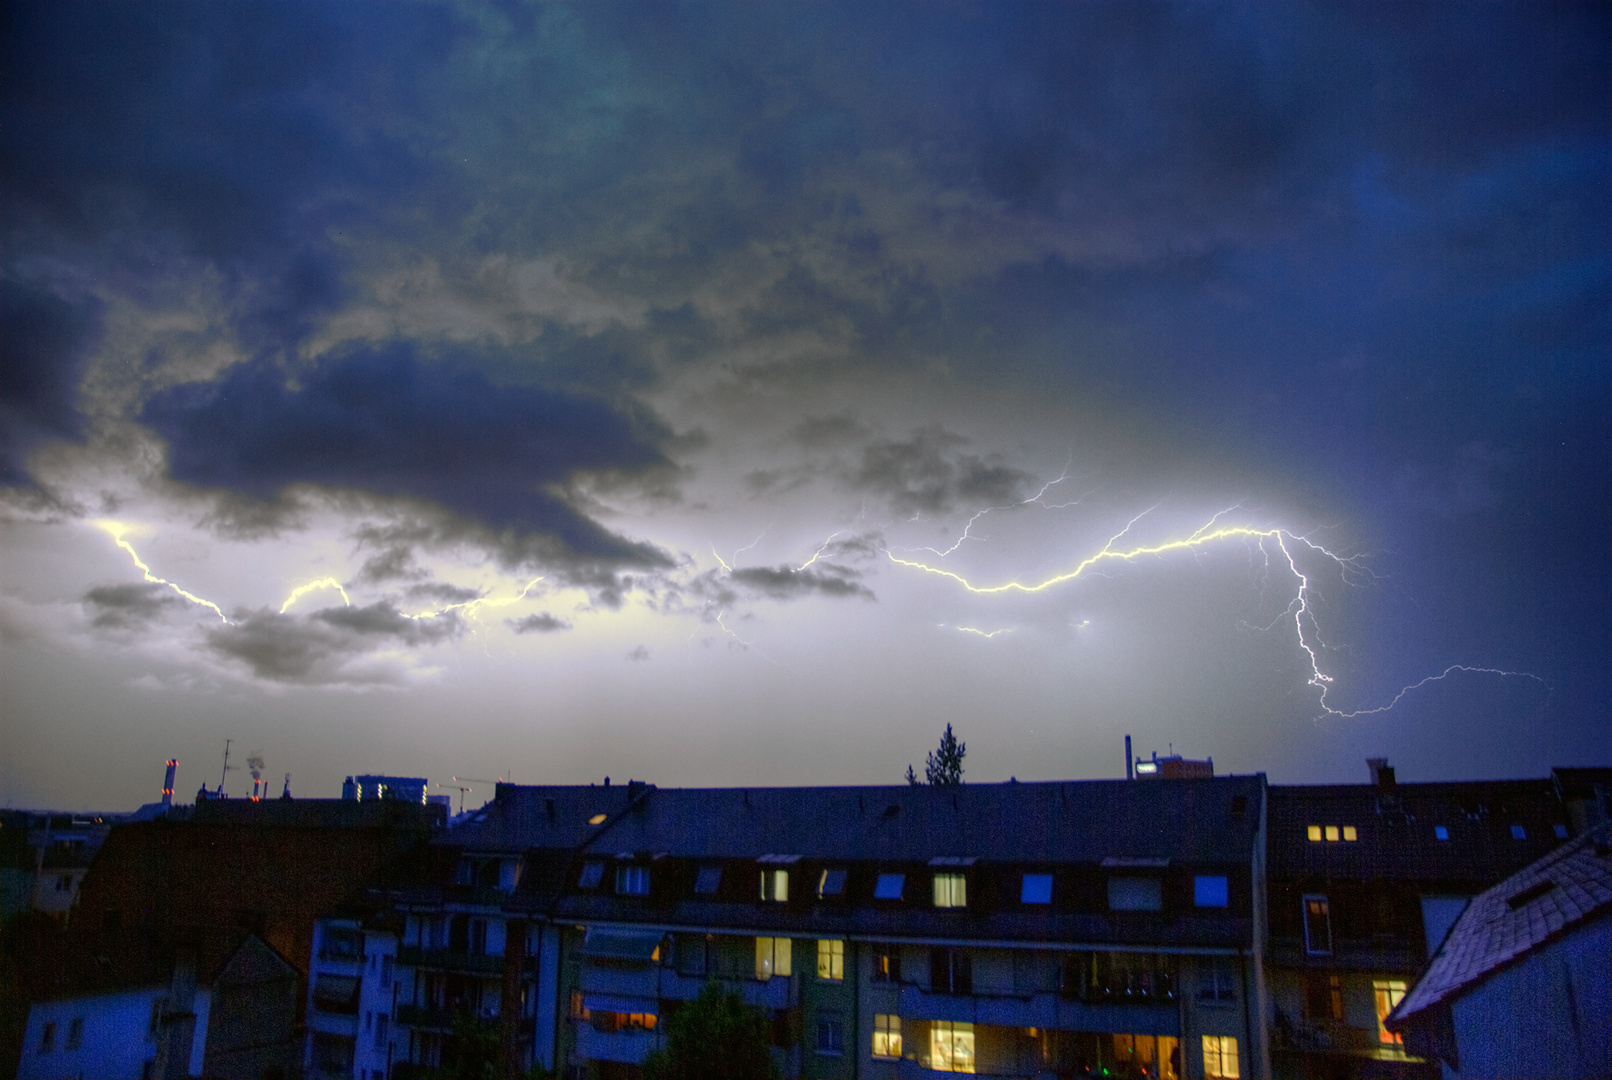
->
[{"left": 1, "top": 2, "right": 1606, "bottom": 811}]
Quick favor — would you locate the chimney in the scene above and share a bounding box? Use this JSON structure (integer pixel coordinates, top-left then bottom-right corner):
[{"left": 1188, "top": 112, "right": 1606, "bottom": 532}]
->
[
  {"left": 1125, "top": 735, "right": 1133, "bottom": 780},
  {"left": 1367, "top": 758, "right": 1396, "bottom": 787},
  {"left": 162, "top": 759, "right": 177, "bottom": 808}
]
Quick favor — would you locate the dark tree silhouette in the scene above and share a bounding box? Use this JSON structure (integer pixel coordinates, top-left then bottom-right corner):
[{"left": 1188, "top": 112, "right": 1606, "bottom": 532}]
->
[
  {"left": 908, "top": 723, "right": 965, "bottom": 785},
  {"left": 641, "top": 980, "right": 779, "bottom": 1080}
]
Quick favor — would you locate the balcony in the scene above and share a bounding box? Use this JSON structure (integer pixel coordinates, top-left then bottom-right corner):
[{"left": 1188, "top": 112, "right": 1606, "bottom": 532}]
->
[
  {"left": 894, "top": 985, "right": 1178, "bottom": 1037},
  {"left": 580, "top": 963, "right": 661, "bottom": 1000},
  {"left": 655, "top": 970, "right": 800, "bottom": 1010},
  {"left": 396, "top": 945, "right": 504, "bottom": 976},
  {"left": 306, "top": 1010, "right": 358, "bottom": 1037},
  {"left": 395, "top": 1003, "right": 455, "bottom": 1032},
  {"left": 576, "top": 1024, "right": 659, "bottom": 1065}
]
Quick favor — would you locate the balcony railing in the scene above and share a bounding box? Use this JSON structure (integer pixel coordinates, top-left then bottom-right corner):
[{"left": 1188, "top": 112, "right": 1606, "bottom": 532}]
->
[
  {"left": 395, "top": 1003, "right": 455, "bottom": 1031},
  {"left": 575, "top": 1024, "right": 659, "bottom": 1065},
  {"left": 396, "top": 945, "right": 505, "bottom": 975}
]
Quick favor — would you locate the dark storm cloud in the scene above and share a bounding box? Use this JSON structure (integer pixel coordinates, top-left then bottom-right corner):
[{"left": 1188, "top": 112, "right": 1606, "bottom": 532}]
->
[
  {"left": 507, "top": 613, "right": 571, "bottom": 635},
  {"left": 82, "top": 583, "right": 186, "bottom": 630},
  {"left": 0, "top": 280, "right": 103, "bottom": 486},
  {"left": 1, "top": 1, "right": 456, "bottom": 351},
  {"left": 850, "top": 429, "right": 1031, "bottom": 518},
  {"left": 405, "top": 582, "right": 482, "bottom": 606},
  {"left": 141, "top": 344, "right": 673, "bottom": 568},
  {"left": 204, "top": 602, "right": 461, "bottom": 685},
  {"left": 729, "top": 566, "right": 873, "bottom": 602}
]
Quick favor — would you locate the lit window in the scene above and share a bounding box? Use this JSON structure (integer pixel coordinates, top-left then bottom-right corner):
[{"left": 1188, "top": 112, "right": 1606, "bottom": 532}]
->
[
  {"left": 1374, "top": 979, "right": 1407, "bottom": 1044},
  {"left": 872, "top": 1014, "right": 901, "bottom": 1058},
  {"left": 1511, "top": 824, "right": 1526, "bottom": 840},
  {"left": 1108, "top": 877, "right": 1163, "bottom": 911},
  {"left": 817, "top": 939, "right": 844, "bottom": 981},
  {"left": 1324, "top": 826, "right": 1340, "bottom": 842},
  {"left": 872, "top": 947, "right": 901, "bottom": 983},
  {"left": 1194, "top": 876, "right": 1229, "bottom": 908},
  {"left": 65, "top": 1017, "right": 83, "bottom": 1050},
  {"left": 817, "top": 869, "right": 846, "bottom": 898},
  {"left": 569, "top": 991, "right": 590, "bottom": 1020},
  {"left": 578, "top": 861, "right": 604, "bottom": 888},
  {"left": 1021, "top": 873, "right": 1053, "bottom": 904},
  {"left": 754, "top": 936, "right": 792, "bottom": 980},
  {"left": 1202, "top": 1035, "right": 1239, "bottom": 1079},
  {"left": 39, "top": 1021, "right": 55, "bottom": 1053},
  {"left": 933, "top": 872, "right": 967, "bottom": 908},
  {"left": 1554, "top": 824, "right": 1569, "bottom": 839},
  {"left": 1342, "top": 826, "right": 1357, "bottom": 842},
  {"left": 929, "top": 1020, "right": 976, "bottom": 1073},
  {"left": 874, "top": 873, "right": 905, "bottom": 900},
  {"left": 760, "top": 868, "right": 789, "bottom": 902},
  {"left": 587, "top": 813, "right": 607, "bottom": 825},
  {"left": 1434, "top": 825, "right": 1449, "bottom": 840},
  {"left": 1303, "top": 895, "right": 1332, "bottom": 955},
  {"left": 694, "top": 866, "right": 722, "bottom": 895},
  {"left": 616, "top": 865, "right": 649, "bottom": 895},
  {"left": 1307, "top": 825, "right": 1322, "bottom": 842},
  {"left": 816, "top": 1015, "right": 844, "bottom": 1055}
]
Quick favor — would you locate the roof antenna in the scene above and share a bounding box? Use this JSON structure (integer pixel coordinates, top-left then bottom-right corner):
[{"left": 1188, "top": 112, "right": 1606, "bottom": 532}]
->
[{"left": 218, "top": 739, "right": 239, "bottom": 796}]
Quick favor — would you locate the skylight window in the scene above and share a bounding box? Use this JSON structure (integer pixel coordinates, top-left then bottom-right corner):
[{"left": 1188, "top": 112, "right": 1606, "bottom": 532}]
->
[
  {"left": 1554, "top": 824, "right": 1568, "bottom": 839},
  {"left": 1021, "top": 874, "right": 1053, "bottom": 904},
  {"left": 817, "top": 869, "right": 846, "bottom": 898},
  {"left": 588, "top": 813, "right": 608, "bottom": 825},
  {"left": 1510, "top": 824, "right": 1527, "bottom": 840},
  {"left": 578, "top": 861, "right": 604, "bottom": 889},
  {"left": 1194, "top": 875, "right": 1229, "bottom": 908},
  {"left": 1434, "top": 826, "right": 1450, "bottom": 840},
  {"left": 874, "top": 873, "right": 905, "bottom": 900},
  {"left": 694, "top": 866, "right": 722, "bottom": 895}
]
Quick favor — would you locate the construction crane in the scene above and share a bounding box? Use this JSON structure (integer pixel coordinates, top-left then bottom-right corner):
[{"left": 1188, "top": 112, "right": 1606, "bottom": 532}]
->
[
  {"left": 435, "top": 781, "right": 471, "bottom": 815},
  {"left": 451, "top": 776, "right": 505, "bottom": 813}
]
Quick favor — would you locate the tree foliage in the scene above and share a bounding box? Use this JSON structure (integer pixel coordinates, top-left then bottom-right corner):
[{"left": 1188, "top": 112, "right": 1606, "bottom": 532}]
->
[
  {"left": 641, "top": 980, "right": 779, "bottom": 1080},
  {"left": 908, "top": 723, "right": 965, "bottom": 785}
]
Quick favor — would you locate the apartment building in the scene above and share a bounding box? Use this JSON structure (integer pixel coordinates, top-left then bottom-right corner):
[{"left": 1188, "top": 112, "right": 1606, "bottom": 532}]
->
[
  {"left": 544, "top": 777, "right": 1269, "bottom": 1080},
  {"left": 1263, "top": 763, "right": 1576, "bottom": 1079}
]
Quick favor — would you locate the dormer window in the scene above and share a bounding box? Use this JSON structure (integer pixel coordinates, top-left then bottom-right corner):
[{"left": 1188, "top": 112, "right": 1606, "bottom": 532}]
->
[
  {"left": 874, "top": 873, "right": 905, "bottom": 900},
  {"left": 760, "top": 869, "right": 789, "bottom": 902},
  {"left": 616, "top": 865, "right": 649, "bottom": 895},
  {"left": 578, "top": 861, "right": 604, "bottom": 889},
  {"left": 1021, "top": 874, "right": 1053, "bottom": 904},
  {"left": 694, "top": 866, "right": 722, "bottom": 895},
  {"left": 817, "top": 869, "right": 847, "bottom": 898},
  {"left": 933, "top": 873, "right": 967, "bottom": 908}
]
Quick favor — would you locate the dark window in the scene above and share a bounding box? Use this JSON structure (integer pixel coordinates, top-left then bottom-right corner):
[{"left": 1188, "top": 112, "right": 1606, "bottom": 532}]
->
[
  {"left": 817, "top": 869, "right": 847, "bottom": 898},
  {"left": 578, "top": 861, "right": 604, "bottom": 889},
  {"left": 929, "top": 948, "right": 972, "bottom": 995},
  {"left": 39, "top": 1021, "right": 55, "bottom": 1052},
  {"left": 1108, "top": 876, "right": 1163, "bottom": 911},
  {"left": 1063, "top": 952, "right": 1176, "bottom": 1003},
  {"left": 1305, "top": 972, "right": 1343, "bottom": 1022},
  {"left": 694, "top": 866, "right": 722, "bottom": 895},
  {"left": 1197, "top": 958, "right": 1237, "bottom": 1003},
  {"left": 872, "top": 947, "right": 901, "bottom": 983},
  {"left": 816, "top": 1016, "right": 844, "bottom": 1055},
  {"left": 1303, "top": 896, "right": 1332, "bottom": 955},
  {"left": 65, "top": 1018, "right": 83, "bottom": 1050}
]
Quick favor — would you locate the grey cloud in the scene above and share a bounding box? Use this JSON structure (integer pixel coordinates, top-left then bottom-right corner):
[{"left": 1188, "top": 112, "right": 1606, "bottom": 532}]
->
[
  {"left": 356, "top": 545, "right": 425, "bottom": 585},
  {"left": 625, "top": 645, "right": 650, "bottom": 662},
  {"left": 82, "top": 583, "right": 187, "bottom": 630},
  {"left": 405, "top": 582, "right": 483, "bottom": 605},
  {"left": 729, "top": 565, "right": 874, "bottom": 601},
  {"left": 203, "top": 602, "right": 462, "bottom": 685},
  {"left": 849, "top": 428, "right": 1031, "bottom": 517},
  {"left": 507, "top": 612, "right": 571, "bottom": 634}
]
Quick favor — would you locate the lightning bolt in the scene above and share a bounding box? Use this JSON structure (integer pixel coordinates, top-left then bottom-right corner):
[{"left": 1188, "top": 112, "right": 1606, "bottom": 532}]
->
[
  {"left": 952, "top": 626, "right": 1012, "bottom": 639},
  {"left": 93, "top": 520, "right": 229, "bottom": 622},
  {"left": 797, "top": 531, "right": 847, "bottom": 571},
  {"left": 888, "top": 509, "right": 1541, "bottom": 719},
  {"left": 406, "top": 577, "right": 545, "bottom": 621},
  {"left": 916, "top": 465, "right": 1093, "bottom": 558},
  {"left": 280, "top": 578, "right": 351, "bottom": 613}
]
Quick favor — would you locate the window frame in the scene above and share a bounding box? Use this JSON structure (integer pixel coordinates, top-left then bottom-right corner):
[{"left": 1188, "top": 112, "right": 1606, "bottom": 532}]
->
[
  {"left": 932, "top": 872, "right": 967, "bottom": 908},
  {"left": 754, "top": 936, "right": 792, "bottom": 980},
  {"left": 759, "top": 868, "right": 789, "bottom": 903},
  {"left": 1202, "top": 1034, "right": 1240, "bottom": 1079},
  {"left": 1303, "top": 894, "right": 1333, "bottom": 956},
  {"left": 816, "top": 938, "right": 844, "bottom": 981},
  {"left": 815, "top": 1014, "right": 844, "bottom": 1056},
  {"left": 1021, "top": 873, "right": 1053, "bottom": 904},
  {"left": 1373, "top": 979, "right": 1407, "bottom": 1045},
  {"left": 817, "top": 868, "right": 847, "bottom": 898},
  {"left": 928, "top": 1020, "right": 976, "bottom": 1073},
  {"left": 872, "top": 1013, "right": 901, "bottom": 1059}
]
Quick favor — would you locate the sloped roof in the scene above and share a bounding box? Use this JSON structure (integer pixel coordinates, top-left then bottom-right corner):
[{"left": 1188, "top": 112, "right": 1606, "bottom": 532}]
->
[
  {"left": 1267, "top": 780, "right": 1566, "bottom": 884},
  {"left": 576, "top": 777, "right": 1262, "bottom": 865},
  {"left": 1388, "top": 823, "right": 1612, "bottom": 1028},
  {"left": 440, "top": 783, "right": 640, "bottom": 853}
]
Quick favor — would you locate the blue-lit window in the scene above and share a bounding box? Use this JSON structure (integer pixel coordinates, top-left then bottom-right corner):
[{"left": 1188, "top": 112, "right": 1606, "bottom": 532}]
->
[
  {"left": 874, "top": 873, "right": 905, "bottom": 900},
  {"left": 1434, "top": 826, "right": 1449, "bottom": 840},
  {"left": 1554, "top": 824, "right": 1568, "bottom": 839},
  {"left": 616, "top": 865, "right": 649, "bottom": 895},
  {"left": 1511, "top": 825, "right": 1526, "bottom": 840},
  {"left": 1194, "top": 875, "right": 1229, "bottom": 908},
  {"left": 1021, "top": 874, "right": 1053, "bottom": 904}
]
